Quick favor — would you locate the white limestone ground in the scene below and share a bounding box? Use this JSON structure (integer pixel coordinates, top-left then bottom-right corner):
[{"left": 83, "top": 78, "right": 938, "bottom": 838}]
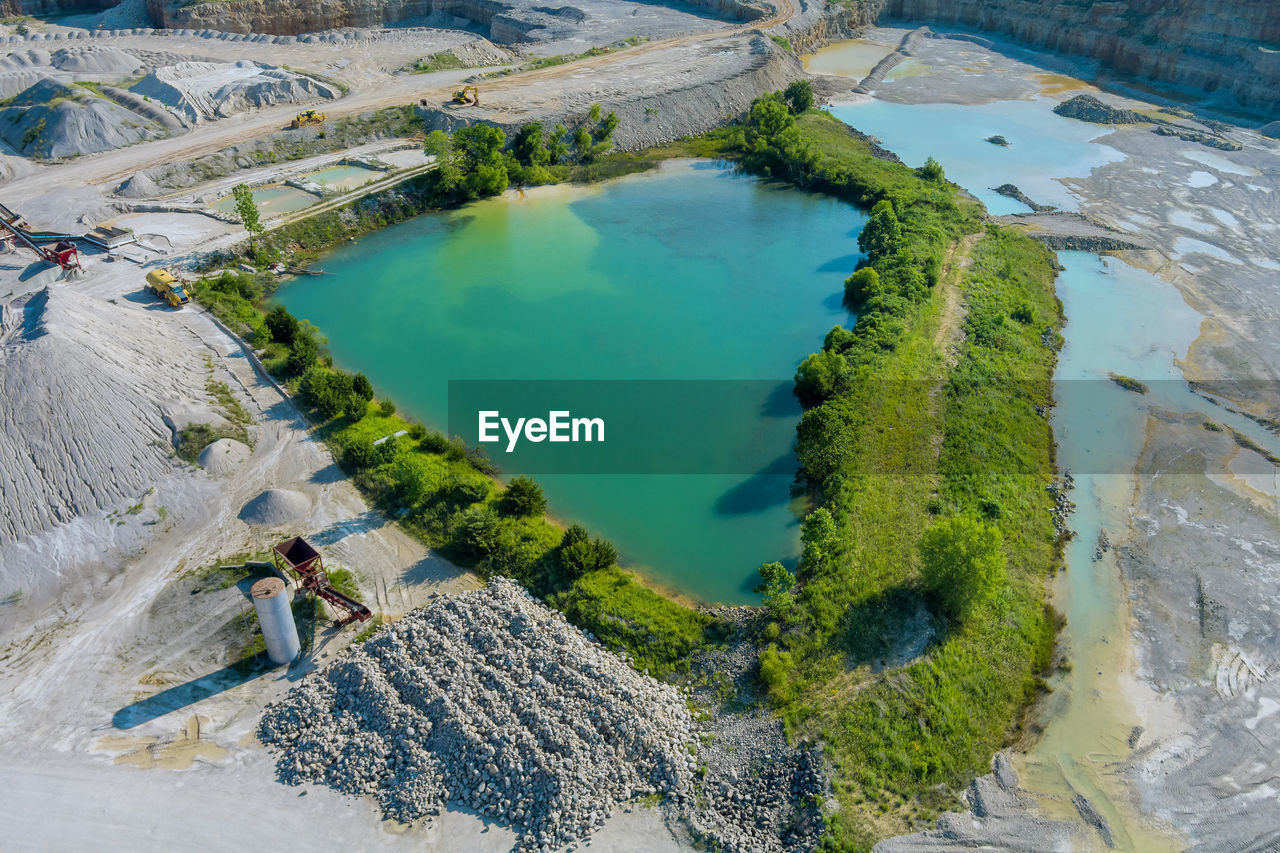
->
[{"left": 258, "top": 579, "right": 697, "bottom": 853}]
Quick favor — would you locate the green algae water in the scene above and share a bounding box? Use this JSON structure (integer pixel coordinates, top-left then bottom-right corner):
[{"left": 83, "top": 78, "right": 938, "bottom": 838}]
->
[{"left": 277, "top": 160, "right": 864, "bottom": 602}]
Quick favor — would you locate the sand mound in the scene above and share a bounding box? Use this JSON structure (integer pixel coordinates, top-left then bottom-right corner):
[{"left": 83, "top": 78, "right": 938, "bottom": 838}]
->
[
  {"left": 0, "top": 287, "right": 211, "bottom": 542},
  {"left": 132, "top": 61, "right": 339, "bottom": 124},
  {"left": 115, "top": 171, "right": 162, "bottom": 199},
  {"left": 258, "top": 579, "right": 696, "bottom": 851},
  {"left": 0, "top": 80, "right": 164, "bottom": 158},
  {"left": 197, "top": 438, "right": 251, "bottom": 474},
  {"left": 239, "top": 488, "right": 310, "bottom": 526},
  {"left": 48, "top": 46, "right": 143, "bottom": 76},
  {"left": 1260, "top": 121, "right": 1280, "bottom": 139}
]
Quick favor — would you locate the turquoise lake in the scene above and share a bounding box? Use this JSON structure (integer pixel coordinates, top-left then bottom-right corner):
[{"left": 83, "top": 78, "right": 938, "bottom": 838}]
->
[{"left": 278, "top": 160, "right": 865, "bottom": 602}]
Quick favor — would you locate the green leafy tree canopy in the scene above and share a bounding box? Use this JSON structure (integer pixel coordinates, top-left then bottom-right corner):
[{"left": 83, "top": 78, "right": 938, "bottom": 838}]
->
[{"left": 919, "top": 515, "right": 1007, "bottom": 620}]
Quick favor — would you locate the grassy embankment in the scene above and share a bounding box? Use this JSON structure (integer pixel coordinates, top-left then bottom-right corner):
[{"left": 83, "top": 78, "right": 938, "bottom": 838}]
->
[
  {"left": 728, "top": 103, "right": 1063, "bottom": 846},
  {"left": 197, "top": 95, "right": 1063, "bottom": 846}
]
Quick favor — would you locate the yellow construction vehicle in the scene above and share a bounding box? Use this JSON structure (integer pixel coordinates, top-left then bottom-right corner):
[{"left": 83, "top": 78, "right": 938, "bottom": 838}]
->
[
  {"left": 146, "top": 268, "right": 191, "bottom": 308},
  {"left": 450, "top": 86, "right": 479, "bottom": 106},
  {"left": 291, "top": 109, "right": 326, "bottom": 128}
]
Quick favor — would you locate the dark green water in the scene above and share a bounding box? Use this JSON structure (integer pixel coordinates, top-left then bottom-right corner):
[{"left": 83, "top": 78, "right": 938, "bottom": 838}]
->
[{"left": 277, "top": 160, "right": 864, "bottom": 602}]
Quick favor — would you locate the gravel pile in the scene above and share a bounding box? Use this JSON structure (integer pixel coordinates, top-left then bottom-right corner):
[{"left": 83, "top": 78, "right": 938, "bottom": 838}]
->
[
  {"left": 258, "top": 579, "right": 697, "bottom": 851},
  {"left": 1052, "top": 94, "right": 1142, "bottom": 124},
  {"left": 239, "top": 487, "right": 309, "bottom": 525},
  {"left": 198, "top": 437, "right": 250, "bottom": 474}
]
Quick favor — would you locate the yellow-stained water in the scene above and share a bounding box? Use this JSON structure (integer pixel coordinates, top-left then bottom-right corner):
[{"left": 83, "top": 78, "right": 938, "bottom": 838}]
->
[
  {"left": 801, "top": 38, "right": 897, "bottom": 80},
  {"left": 1033, "top": 71, "right": 1094, "bottom": 95}
]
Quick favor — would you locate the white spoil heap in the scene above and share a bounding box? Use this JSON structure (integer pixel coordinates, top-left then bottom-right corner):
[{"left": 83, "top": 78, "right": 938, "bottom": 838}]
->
[{"left": 258, "top": 578, "right": 697, "bottom": 852}]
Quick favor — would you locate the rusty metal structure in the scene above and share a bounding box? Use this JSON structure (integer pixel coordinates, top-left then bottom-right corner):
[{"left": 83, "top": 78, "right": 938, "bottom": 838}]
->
[{"left": 272, "top": 536, "right": 372, "bottom": 625}]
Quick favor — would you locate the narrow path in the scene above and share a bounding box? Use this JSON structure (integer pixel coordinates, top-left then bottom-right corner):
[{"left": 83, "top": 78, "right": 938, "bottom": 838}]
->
[{"left": 932, "top": 232, "right": 980, "bottom": 363}]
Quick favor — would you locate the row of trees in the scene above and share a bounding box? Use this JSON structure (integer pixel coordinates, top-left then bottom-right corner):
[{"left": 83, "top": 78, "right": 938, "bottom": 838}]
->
[{"left": 423, "top": 104, "right": 622, "bottom": 200}]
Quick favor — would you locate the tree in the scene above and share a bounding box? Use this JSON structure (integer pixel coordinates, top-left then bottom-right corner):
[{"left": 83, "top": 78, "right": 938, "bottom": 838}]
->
[
  {"left": 571, "top": 127, "right": 593, "bottom": 161},
  {"left": 588, "top": 102, "right": 602, "bottom": 123},
  {"left": 424, "top": 129, "right": 461, "bottom": 191},
  {"left": 858, "top": 199, "right": 903, "bottom": 262},
  {"left": 754, "top": 561, "right": 797, "bottom": 619},
  {"left": 594, "top": 110, "right": 619, "bottom": 142},
  {"left": 286, "top": 332, "right": 317, "bottom": 375},
  {"left": 919, "top": 515, "right": 1007, "bottom": 620},
  {"left": 512, "top": 122, "right": 549, "bottom": 167},
  {"left": 455, "top": 504, "right": 502, "bottom": 557},
  {"left": 800, "top": 507, "right": 839, "bottom": 576},
  {"left": 549, "top": 124, "right": 571, "bottom": 163},
  {"left": 919, "top": 156, "right": 945, "bottom": 182},
  {"left": 352, "top": 372, "right": 374, "bottom": 401},
  {"left": 783, "top": 79, "right": 814, "bottom": 114},
  {"left": 342, "top": 436, "right": 375, "bottom": 469},
  {"left": 843, "top": 267, "right": 883, "bottom": 308},
  {"left": 501, "top": 475, "right": 547, "bottom": 516},
  {"left": 231, "top": 184, "right": 263, "bottom": 252},
  {"left": 559, "top": 524, "right": 618, "bottom": 578},
  {"left": 390, "top": 455, "right": 431, "bottom": 505},
  {"left": 794, "top": 349, "right": 850, "bottom": 407},
  {"left": 265, "top": 304, "right": 299, "bottom": 346},
  {"left": 454, "top": 123, "right": 505, "bottom": 167},
  {"left": 343, "top": 394, "right": 367, "bottom": 422},
  {"left": 746, "top": 97, "right": 794, "bottom": 145}
]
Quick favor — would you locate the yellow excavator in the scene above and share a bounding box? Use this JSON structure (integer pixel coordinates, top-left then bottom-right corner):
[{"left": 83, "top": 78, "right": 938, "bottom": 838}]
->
[
  {"left": 291, "top": 109, "right": 326, "bottom": 128},
  {"left": 450, "top": 85, "right": 479, "bottom": 106}
]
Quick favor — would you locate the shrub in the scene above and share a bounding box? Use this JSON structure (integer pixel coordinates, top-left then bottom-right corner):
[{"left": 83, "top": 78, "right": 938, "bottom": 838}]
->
[
  {"left": 919, "top": 515, "right": 1007, "bottom": 620},
  {"left": 380, "top": 399, "right": 396, "bottom": 417},
  {"left": 783, "top": 79, "right": 814, "bottom": 114},
  {"left": 454, "top": 504, "right": 502, "bottom": 558},
  {"left": 559, "top": 524, "right": 619, "bottom": 578},
  {"left": 754, "top": 561, "right": 797, "bottom": 620},
  {"left": 343, "top": 394, "right": 368, "bottom": 422},
  {"left": 501, "top": 475, "right": 547, "bottom": 516},
  {"left": 343, "top": 436, "right": 376, "bottom": 469},
  {"left": 352, "top": 372, "right": 374, "bottom": 401},
  {"left": 919, "top": 156, "right": 945, "bottom": 182},
  {"left": 794, "top": 349, "right": 850, "bottom": 407},
  {"left": 419, "top": 431, "right": 451, "bottom": 454},
  {"left": 267, "top": 305, "right": 299, "bottom": 346},
  {"left": 287, "top": 332, "right": 318, "bottom": 375},
  {"left": 843, "top": 267, "right": 882, "bottom": 308}
]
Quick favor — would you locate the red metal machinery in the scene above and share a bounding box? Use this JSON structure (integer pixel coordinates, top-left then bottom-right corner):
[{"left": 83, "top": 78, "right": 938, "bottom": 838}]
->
[{"left": 272, "top": 536, "right": 372, "bottom": 625}]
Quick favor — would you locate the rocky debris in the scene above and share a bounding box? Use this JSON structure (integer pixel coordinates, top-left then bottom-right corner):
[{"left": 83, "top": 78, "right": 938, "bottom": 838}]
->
[
  {"left": 1151, "top": 124, "right": 1242, "bottom": 151},
  {"left": 679, "top": 608, "right": 826, "bottom": 853},
  {"left": 991, "top": 183, "right": 1055, "bottom": 213},
  {"left": 1093, "top": 527, "right": 1111, "bottom": 561},
  {"left": 1261, "top": 121, "right": 1280, "bottom": 139},
  {"left": 257, "top": 579, "right": 697, "bottom": 852},
  {"left": 985, "top": 134, "right": 1010, "bottom": 146},
  {"left": 198, "top": 437, "right": 251, "bottom": 474},
  {"left": 875, "top": 752, "right": 1086, "bottom": 851},
  {"left": 1047, "top": 470, "right": 1075, "bottom": 539},
  {"left": 1071, "top": 793, "right": 1115, "bottom": 848},
  {"left": 1127, "top": 725, "right": 1143, "bottom": 749},
  {"left": 1053, "top": 94, "right": 1142, "bottom": 125},
  {"left": 238, "top": 487, "right": 310, "bottom": 525},
  {"left": 132, "top": 60, "right": 339, "bottom": 124}
]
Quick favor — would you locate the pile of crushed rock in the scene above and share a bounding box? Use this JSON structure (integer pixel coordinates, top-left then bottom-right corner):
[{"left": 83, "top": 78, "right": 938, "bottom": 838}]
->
[
  {"left": 258, "top": 579, "right": 697, "bottom": 851},
  {"left": 1053, "top": 93, "right": 1142, "bottom": 124}
]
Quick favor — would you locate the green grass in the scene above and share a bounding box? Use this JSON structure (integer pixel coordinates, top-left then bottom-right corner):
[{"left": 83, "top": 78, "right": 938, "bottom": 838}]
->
[
  {"left": 550, "top": 568, "right": 717, "bottom": 677},
  {"left": 409, "top": 52, "right": 469, "bottom": 74},
  {"left": 716, "top": 102, "right": 1064, "bottom": 845}
]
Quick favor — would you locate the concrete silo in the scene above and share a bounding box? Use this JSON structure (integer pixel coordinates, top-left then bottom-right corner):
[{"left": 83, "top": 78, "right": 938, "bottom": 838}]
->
[{"left": 250, "top": 576, "right": 300, "bottom": 665}]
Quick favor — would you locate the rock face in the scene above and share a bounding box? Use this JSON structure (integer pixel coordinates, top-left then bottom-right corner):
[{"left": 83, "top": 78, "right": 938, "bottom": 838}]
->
[
  {"left": 257, "top": 579, "right": 697, "bottom": 852},
  {"left": 1052, "top": 93, "right": 1142, "bottom": 124},
  {"left": 145, "top": 0, "right": 766, "bottom": 38},
  {"left": 884, "top": 0, "right": 1280, "bottom": 120}
]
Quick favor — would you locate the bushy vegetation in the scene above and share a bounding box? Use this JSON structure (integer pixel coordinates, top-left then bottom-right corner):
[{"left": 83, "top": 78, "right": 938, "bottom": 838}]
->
[{"left": 724, "top": 91, "right": 1063, "bottom": 844}]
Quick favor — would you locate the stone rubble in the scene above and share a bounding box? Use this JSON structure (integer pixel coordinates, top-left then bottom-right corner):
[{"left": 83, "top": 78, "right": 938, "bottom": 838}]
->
[{"left": 257, "top": 578, "right": 697, "bottom": 852}]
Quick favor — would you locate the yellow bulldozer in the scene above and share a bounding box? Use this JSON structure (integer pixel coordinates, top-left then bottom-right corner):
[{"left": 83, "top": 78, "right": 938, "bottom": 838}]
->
[
  {"left": 146, "top": 268, "right": 191, "bottom": 308},
  {"left": 450, "top": 85, "right": 479, "bottom": 106},
  {"left": 291, "top": 109, "right": 326, "bottom": 128}
]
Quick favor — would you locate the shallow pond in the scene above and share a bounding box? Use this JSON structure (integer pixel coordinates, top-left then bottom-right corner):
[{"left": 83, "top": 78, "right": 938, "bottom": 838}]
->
[
  {"left": 278, "top": 160, "right": 864, "bottom": 602},
  {"left": 212, "top": 184, "right": 316, "bottom": 217},
  {"left": 305, "top": 164, "right": 382, "bottom": 192}
]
